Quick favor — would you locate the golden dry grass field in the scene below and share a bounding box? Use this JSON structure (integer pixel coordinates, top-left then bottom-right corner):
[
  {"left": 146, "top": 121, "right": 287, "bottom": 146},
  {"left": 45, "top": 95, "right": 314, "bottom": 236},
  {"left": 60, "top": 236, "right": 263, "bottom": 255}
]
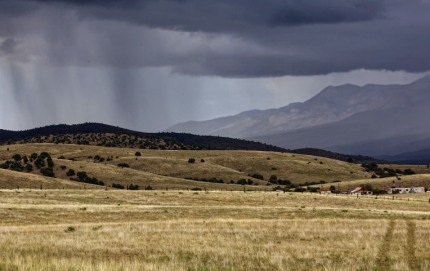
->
[
  {"left": 0, "top": 190, "right": 430, "bottom": 271},
  {"left": 0, "top": 143, "right": 370, "bottom": 190},
  {"left": 1, "top": 143, "right": 430, "bottom": 270}
]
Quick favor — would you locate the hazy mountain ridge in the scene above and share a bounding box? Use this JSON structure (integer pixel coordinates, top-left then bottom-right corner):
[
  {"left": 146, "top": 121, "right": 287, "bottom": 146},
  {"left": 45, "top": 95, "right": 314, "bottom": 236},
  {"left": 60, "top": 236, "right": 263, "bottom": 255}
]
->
[
  {"left": 251, "top": 76, "right": 430, "bottom": 157},
  {"left": 167, "top": 76, "right": 430, "bottom": 159},
  {"left": 166, "top": 78, "right": 422, "bottom": 138}
]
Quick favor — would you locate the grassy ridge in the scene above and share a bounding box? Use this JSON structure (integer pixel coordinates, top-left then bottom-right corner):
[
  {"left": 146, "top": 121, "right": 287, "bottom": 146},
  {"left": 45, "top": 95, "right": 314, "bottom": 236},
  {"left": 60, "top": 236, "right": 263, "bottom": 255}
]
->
[
  {"left": 316, "top": 174, "right": 430, "bottom": 191},
  {"left": 0, "top": 143, "right": 369, "bottom": 190}
]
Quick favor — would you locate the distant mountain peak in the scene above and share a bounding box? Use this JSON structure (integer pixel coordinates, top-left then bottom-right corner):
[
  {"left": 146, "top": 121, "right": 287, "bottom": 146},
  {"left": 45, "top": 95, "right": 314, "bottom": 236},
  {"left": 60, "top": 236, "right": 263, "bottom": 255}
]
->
[{"left": 166, "top": 76, "right": 430, "bottom": 160}]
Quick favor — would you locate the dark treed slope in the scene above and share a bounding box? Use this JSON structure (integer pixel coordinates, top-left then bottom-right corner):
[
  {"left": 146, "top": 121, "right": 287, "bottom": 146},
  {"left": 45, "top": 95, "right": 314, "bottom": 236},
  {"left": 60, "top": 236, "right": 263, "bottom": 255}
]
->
[
  {"left": 292, "top": 148, "right": 383, "bottom": 164},
  {"left": 0, "top": 123, "right": 286, "bottom": 152}
]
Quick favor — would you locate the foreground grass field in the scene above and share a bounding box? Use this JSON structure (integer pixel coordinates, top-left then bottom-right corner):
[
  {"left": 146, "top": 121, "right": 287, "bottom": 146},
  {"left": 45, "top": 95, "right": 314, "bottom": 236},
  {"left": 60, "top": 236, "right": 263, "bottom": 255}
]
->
[{"left": 1, "top": 190, "right": 430, "bottom": 271}]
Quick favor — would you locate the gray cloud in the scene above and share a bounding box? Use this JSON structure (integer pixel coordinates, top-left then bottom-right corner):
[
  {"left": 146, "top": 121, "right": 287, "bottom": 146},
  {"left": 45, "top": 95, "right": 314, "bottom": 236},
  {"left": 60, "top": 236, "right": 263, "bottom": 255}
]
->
[
  {"left": 1, "top": 0, "right": 427, "bottom": 78},
  {"left": 0, "top": 38, "right": 18, "bottom": 55},
  {"left": 28, "top": 0, "right": 387, "bottom": 30}
]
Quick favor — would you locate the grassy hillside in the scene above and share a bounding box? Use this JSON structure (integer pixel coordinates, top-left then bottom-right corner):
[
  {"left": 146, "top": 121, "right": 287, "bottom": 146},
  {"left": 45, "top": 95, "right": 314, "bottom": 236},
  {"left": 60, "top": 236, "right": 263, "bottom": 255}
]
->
[
  {"left": 0, "top": 143, "right": 370, "bottom": 190},
  {"left": 316, "top": 174, "right": 430, "bottom": 191},
  {"left": 0, "top": 169, "right": 100, "bottom": 190}
]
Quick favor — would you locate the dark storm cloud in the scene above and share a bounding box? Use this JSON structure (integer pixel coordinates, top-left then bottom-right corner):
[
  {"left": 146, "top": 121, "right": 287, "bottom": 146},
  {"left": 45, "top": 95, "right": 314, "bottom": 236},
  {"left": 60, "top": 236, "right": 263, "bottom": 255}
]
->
[
  {"left": 27, "top": 0, "right": 386, "bottom": 31},
  {"left": 2, "top": 0, "right": 430, "bottom": 77}
]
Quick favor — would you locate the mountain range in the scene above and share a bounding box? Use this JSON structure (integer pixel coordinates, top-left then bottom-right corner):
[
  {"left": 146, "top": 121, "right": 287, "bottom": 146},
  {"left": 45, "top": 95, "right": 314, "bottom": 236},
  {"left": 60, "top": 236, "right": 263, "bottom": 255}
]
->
[{"left": 167, "top": 76, "right": 430, "bottom": 162}]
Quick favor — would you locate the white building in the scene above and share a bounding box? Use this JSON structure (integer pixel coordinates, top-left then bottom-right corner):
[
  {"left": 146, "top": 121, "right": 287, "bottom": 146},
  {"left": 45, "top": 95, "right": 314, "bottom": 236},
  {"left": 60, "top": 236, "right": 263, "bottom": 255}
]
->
[{"left": 387, "top": 187, "right": 425, "bottom": 194}]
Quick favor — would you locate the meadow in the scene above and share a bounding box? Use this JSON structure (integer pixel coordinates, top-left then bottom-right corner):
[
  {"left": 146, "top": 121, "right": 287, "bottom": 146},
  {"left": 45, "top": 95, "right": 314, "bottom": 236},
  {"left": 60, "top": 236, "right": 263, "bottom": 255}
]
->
[
  {"left": 1, "top": 143, "right": 430, "bottom": 270},
  {"left": 1, "top": 189, "right": 430, "bottom": 271}
]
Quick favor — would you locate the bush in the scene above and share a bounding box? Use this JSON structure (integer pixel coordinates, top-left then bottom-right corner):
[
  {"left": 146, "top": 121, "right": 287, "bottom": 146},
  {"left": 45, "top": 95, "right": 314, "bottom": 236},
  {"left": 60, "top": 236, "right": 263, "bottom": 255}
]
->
[
  {"left": 117, "top": 163, "right": 130, "bottom": 168},
  {"left": 47, "top": 158, "right": 54, "bottom": 168},
  {"left": 269, "top": 175, "right": 278, "bottom": 184},
  {"left": 251, "top": 173, "right": 264, "bottom": 180},
  {"left": 39, "top": 152, "right": 51, "bottom": 159},
  {"left": 65, "top": 226, "right": 76, "bottom": 232},
  {"left": 25, "top": 164, "right": 33, "bottom": 172},
  {"left": 278, "top": 179, "right": 291, "bottom": 186},
  {"left": 188, "top": 158, "right": 195, "bottom": 163},
  {"left": 12, "top": 154, "right": 22, "bottom": 162},
  {"left": 40, "top": 168, "right": 55, "bottom": 177},
  {"left": 308, "top": 187, "right": 319, "bottom": 193},
  {"left": 77, "top": 171, "right": 88, "bottom": 181},
  {"left": 135, "top": 152, "right": 142, "bottom": 157},
  {"left": 34, "top": 158, "right": 45, "bottom": 169},
  {"left": 403, "top": 168, "right": 416, "bottom": 175},
  {"left": 127, "top": 184, "right": 139, "bottom": 190},
  {"left": 144, "top": 185, "right": 153, "bottom": 190},
  {"left": 66, "top": 169, "right": 75, "bottom": 176},
  {"left": 112, "top": 183, "right": 124, "bottom": 189},
  {"left": 236, "top": 179, "right": 248, "bottom": 185}
]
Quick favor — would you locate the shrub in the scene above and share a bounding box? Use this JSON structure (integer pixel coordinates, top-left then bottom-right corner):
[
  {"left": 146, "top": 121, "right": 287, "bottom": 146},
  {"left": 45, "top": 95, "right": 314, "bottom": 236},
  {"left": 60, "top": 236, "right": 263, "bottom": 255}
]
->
[
  {"left": 112, "top": 183, "right": 124, "bottom": 189},
  {"left": 39, "top": 152, "right": 51, "bottom": 159},
  {"left": 127, "top": 184, "right": 139, "bottom": 190},
  {"left": 9, "top": 162, "right": 24, "bottom": 172},
  {"left": 77, "top": 171, "right": 88, "bottom": 181},
  {"left": 403, "top": 168, "right": 416, "bottom": 175},
  {"left": 34, "top": 158, "right": 45, "bottom": 169},
  {"left": 278, "top": 179, "right": 291, "bottom": 186},
  {"left": 40, "top": 168, "right": 55, "bottom": 177},
  {"left": 308, "top": 187, "right": 318, "bottom": 193},
  {"left": 66, "top": 169, "right": 75, "bottom": 176},
  {"left": 25, "top": 164, "right": 33, "bottom": 172},
  {"left": 144, "top": 185, "right": 153, "bottom": 190},
  {"left": 135, "top": 152, "right": 142, "bottom": 157},
  {"left": 200, "top": 159, "right": 205, "bottom": 163},
  {"left": 251, "top": 173, "right": 264, "bottom": 180},
  {"left": 236, "top": 179, "right": 248, "bottom": 185},
  {"left": 294, "top": 187, "right": 306, "bottom": 192},
  {"left": 117, "top": 163, "right": 130, "bottom": 168},
  {"left": 47, "top": 158, "right": 54, "bottom": 168},
  {"left": 269, "top": 175, "right": 278, "bottom": 184},
  {"left": 188, "top": 158, "right": 195, "bottom": 163},
  {"left": 12, "top": 154, "right": 22, "bottom": 162},
  {"left": 65, "top": 226, "right": 76, "bottom": 232}
]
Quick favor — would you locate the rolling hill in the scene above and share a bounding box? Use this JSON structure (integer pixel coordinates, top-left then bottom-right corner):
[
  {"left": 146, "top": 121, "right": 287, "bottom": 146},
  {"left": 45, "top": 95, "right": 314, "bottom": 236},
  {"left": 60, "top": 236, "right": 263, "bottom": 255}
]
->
[
  {"left": 0, "top": 143, "right": 372, "bottom": 190},
  {"left": 0, "top": 123, "right": 285, "bottom": 152}
]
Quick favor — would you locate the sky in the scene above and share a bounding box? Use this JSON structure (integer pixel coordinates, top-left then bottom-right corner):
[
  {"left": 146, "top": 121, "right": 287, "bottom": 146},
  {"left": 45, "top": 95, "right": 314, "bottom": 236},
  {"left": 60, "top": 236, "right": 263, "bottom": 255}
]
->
[{"left": 1, "top": 0, "right": 430, "bottom": 132}]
